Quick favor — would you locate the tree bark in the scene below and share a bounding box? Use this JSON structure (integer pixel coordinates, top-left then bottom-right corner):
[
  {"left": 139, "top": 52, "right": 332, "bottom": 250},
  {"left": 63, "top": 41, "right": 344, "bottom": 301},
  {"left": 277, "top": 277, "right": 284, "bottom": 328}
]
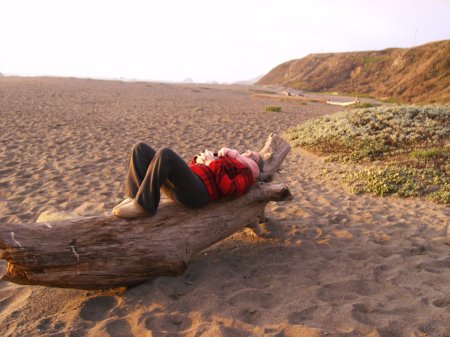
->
[{"left": 0, "top": 134, "right": 292, "bottom": 289}]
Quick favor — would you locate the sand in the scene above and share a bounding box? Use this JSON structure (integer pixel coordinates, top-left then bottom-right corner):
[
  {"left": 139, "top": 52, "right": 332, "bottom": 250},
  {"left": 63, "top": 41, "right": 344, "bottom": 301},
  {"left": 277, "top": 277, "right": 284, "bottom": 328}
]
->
[{"left": 0, "top": 77, "right": 449, "bottom": 337}]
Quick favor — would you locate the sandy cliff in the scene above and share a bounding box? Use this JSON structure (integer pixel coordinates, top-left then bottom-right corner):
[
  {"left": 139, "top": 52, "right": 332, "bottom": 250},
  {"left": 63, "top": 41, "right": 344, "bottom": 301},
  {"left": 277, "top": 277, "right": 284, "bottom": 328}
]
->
[{"left": 258, "top": 40, "right": 450, "bottom": 103}]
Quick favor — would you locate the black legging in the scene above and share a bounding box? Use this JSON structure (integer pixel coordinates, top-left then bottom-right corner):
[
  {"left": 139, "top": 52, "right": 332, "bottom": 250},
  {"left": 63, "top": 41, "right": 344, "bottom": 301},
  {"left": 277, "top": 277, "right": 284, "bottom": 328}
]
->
[{"left": 125, "top": 142, "right": 210, "bottom": 213}]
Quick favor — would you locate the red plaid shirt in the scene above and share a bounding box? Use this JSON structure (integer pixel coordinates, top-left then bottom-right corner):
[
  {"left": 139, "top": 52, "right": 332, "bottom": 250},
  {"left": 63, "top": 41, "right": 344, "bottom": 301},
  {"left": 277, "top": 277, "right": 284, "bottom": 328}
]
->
[{"left": 189, "top": 156, "right": 255, "bottom": 201}]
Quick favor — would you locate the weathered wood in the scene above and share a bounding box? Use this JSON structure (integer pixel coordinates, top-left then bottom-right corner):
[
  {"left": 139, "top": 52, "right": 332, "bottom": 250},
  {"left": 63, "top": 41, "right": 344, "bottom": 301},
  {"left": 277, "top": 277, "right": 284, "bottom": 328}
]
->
[
  {"left": 0, "top": 183, "right": 292, "bottom": 289},
  {"left": 0, "top": 134, "right": 292, "bottom": 289},
  {"left": 258, "top": 132, "right": 291, "bottom": 182}
]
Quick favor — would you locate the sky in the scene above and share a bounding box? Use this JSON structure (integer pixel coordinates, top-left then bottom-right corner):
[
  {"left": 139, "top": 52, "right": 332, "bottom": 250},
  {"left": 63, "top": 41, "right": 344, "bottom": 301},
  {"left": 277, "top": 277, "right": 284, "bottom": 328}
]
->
[{"left": 0, "top": 0, "right": 449, "bottom": 83}]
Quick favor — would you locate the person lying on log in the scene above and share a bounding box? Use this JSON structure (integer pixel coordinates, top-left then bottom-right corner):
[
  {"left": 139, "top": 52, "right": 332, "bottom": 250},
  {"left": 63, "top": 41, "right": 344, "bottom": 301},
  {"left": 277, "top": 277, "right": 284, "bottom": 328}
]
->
[{"left": 112, "top": 142, "right": 264, "bottom": 219}]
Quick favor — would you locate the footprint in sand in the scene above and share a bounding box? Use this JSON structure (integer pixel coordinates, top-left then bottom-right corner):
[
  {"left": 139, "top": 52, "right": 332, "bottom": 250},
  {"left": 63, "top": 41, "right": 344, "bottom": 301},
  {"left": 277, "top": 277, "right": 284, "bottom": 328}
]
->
[
  {"left": 141, "top": 309, "right": 193, "bottom": 335},
  {"left": 219, "top": 325, "right": 255, "bottom": 337},
  {"left": 37, "top": 319, "right": 71, "bottom": 337},
  {"left": 79, "top": 296, "right": 118, "bottom": 322},
  {"left": 432, "top": 297, "right": 450, "bottom": 308},
  {"left": 105, "top": 318, "right": 133, "bottom": 337},
  {"left": 378, "top": 321, "right": 404, "bottom": 337},
  {"left": 227, "top": 289, "right": 275, "bottom": 310},
  {"left": 317, "top": 280, "right": 380, "bottom": 303},
  {"left": 351, "top": 303, "right": 374, "bottom": 325},
  {"left": 287, "top": 305, "right": 318, "bottom": 324},
  {"left": 415, "top": 257, "right": 450, "bottom": 273},
  {"left": 0, "top": 285, "right": 33, "bottom": 334},
  {"left": 0, "top": 285, "right": 32, "bottom": 319}
]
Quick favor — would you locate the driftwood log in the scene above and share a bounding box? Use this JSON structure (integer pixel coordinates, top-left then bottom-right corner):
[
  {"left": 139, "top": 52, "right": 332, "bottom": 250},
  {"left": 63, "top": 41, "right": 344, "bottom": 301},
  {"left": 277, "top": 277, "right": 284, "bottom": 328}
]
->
[{"left": 0, "top": 134, "right": 291, "bottom": 289}]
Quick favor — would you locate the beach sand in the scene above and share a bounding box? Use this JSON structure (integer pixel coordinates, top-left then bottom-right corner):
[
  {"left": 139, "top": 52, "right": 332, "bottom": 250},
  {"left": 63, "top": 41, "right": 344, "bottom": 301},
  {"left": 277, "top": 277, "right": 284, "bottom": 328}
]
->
[{"left": 0, "top": 77, "right": 449, "bottom": 337}]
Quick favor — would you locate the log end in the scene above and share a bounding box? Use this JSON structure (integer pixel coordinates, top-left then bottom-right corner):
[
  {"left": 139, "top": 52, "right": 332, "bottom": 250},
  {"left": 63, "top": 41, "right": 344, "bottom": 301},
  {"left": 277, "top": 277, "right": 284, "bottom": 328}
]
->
[
  {"left": 1, "top": 262, "right": 28, "bottom": 285},
  {"left": 253, "top": 182, "right": 293, "bottom": 202},
  {"left": 279, "top": 185, "right": 294, "bottom": 201}
]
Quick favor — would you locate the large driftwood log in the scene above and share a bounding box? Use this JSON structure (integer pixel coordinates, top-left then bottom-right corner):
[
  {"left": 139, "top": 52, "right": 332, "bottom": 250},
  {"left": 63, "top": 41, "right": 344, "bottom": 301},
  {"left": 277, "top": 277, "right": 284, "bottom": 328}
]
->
[{"left": 0, "top": 134, "right": 291, "bottom": 289}]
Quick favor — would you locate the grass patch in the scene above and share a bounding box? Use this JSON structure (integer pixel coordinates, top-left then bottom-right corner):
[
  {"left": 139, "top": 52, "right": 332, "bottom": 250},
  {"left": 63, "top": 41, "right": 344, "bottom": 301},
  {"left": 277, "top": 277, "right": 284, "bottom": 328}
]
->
[
  {"left": 381, "top": 97, "right": 401, "bottom": 104},
  {"left": 335, "top": 92, "right": 377, "bottom": 100},
  {"left": 363, "top": 55, "right": 386, "bottom": 66},
  {"left": 345, "top": 166, "right": 449, "bottom": 203},
  {"left": 249, "top": 89, "right": 278, "bottom": 95},
  {"left": 410, "top": 148, "right": 447, "bottom": 160},
  {"left": 265, "top": 105, "right": 282, "bottom": 112},
  {"left": 289, "top": 104, "right": 450, "bottom": 204},
  {"left": 345, "top": 102, "right": 379, "bottom": 109}
]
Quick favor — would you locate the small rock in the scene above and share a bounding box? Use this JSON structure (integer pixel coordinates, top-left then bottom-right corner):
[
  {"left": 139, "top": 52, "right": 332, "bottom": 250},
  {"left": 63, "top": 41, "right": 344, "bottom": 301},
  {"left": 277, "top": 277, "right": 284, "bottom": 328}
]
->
[{"left": 410, "top": 245, "right": 426, "bottom": 255}]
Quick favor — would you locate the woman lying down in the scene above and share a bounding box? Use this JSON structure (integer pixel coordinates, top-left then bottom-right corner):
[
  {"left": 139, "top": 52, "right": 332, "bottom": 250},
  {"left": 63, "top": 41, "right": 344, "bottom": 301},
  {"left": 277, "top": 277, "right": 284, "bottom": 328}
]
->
[{"left": 113, "top": 143, "right": 264, "bottom": 219}]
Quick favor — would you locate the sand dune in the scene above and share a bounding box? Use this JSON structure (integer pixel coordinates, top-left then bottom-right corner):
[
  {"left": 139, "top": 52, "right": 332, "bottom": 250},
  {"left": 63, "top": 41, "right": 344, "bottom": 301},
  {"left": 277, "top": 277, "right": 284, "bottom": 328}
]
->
[{"left": 0, "top": 77, "right": 449, "bottom": 337}]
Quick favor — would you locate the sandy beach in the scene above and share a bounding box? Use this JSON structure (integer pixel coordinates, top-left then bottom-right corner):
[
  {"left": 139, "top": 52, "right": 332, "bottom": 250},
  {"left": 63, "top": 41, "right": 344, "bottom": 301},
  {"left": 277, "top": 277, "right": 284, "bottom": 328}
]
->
[{"left": 0, "top": 77, "right": 449, "bottom": 337}]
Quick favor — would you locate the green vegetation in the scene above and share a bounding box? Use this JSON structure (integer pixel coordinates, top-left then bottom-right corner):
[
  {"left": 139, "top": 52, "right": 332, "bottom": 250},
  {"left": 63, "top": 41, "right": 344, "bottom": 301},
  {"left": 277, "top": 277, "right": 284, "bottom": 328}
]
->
[
  {"left": 381, "top": 97, "right": 401, "bottom": 104},
  {"left": 343, "top": 93, "right": 377, "bottom": 100},
  {"left": 362, "top": 55, "right": 386, "bottom": 66},
  {"left": 289, "top": 105, "right": 450, "bottom": 204},
  {"left": 345, "top": 167, "right": 449, "bottom": 204},
  {"left": 265, "top": 105, "right": 282, "bottom": 112},
  {"left": 410, "top": 148, "right": 447, "bottom": 160},
  {"left": 249, "top": 89, "right": 278, "bottom": 95},
  {"left": 345, "top": 102, "right": 379, "bottom": 109}
]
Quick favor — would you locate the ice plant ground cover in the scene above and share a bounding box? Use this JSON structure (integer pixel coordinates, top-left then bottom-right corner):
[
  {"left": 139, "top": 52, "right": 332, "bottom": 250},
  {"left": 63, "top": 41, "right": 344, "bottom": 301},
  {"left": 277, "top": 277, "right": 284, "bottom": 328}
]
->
[{"left": 289, "top": 105, "right": 450, "bottom": 204}]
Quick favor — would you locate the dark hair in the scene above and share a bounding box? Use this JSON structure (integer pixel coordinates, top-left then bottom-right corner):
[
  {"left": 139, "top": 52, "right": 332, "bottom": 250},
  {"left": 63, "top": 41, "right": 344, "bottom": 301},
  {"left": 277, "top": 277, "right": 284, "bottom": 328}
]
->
[{"left": 257, "top": 157, "right": 264, "bottom": 172}]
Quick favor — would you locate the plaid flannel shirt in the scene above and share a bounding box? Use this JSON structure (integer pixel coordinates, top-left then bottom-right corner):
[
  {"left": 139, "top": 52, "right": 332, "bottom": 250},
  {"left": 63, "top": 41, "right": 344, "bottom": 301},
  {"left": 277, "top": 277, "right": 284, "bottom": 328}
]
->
[{"left": 189, "top": 156, "right": 254, "bottom": 201}]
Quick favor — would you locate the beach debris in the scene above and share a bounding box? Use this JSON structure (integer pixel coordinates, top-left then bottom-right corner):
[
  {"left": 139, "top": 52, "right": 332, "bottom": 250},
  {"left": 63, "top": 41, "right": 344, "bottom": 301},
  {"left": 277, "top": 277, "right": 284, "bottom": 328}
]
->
[{"left": 326, "top": 97, "right": 360, "bottom": 106}]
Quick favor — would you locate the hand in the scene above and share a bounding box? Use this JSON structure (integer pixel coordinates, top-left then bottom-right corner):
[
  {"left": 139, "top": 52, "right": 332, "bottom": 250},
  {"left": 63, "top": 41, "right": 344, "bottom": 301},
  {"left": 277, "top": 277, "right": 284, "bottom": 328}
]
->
[
  {"left": 204, "top": 149, "right": 215, "bottom": 165},
  {"left": 218, "top": 148, "right": 239, "bottom": 158},
  {"left": 197, "top": 149, "right": 215, "bottom": 166},
  {"left": 217, "top": 148, "right": 228, "bottom": 157}
]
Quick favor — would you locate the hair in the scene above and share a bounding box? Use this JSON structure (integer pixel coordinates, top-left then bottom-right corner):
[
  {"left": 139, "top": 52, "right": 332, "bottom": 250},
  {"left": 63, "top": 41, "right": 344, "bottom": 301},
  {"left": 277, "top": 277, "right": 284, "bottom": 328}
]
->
[{"left": 257, "top": 156, "right": 264, "bottom": 172}]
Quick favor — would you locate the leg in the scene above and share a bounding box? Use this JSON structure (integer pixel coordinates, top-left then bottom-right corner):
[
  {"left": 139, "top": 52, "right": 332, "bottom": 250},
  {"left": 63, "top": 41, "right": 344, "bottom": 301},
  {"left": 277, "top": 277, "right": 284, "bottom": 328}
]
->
[
  {"left": 135, "top": 148, "right": 210, "bottom": 213},
  {"left": 114, "top": 147, "right": 210, "bottom": 218},
  {"left": 113, "top": 142, "right": 156, "bottom": 213},
  {"left": 125, "top": 142, "right": 157, "bottom": 198}
]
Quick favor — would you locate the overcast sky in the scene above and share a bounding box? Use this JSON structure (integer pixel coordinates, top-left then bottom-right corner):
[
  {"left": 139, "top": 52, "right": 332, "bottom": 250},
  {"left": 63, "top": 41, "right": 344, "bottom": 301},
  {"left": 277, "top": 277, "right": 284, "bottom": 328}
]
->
[{"left": 1, "top": 0, "right": 449, "bottom": 83}]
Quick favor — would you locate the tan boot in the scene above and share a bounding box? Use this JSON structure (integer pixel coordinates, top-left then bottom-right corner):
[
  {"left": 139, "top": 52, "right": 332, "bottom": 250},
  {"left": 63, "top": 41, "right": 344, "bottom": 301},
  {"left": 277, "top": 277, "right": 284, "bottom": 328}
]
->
[
  {"left": 113, "top": 199, "right": 151, "bottom": 219},
  {"left": 112, "top": 197, "right": 133, "bottom": 213}
]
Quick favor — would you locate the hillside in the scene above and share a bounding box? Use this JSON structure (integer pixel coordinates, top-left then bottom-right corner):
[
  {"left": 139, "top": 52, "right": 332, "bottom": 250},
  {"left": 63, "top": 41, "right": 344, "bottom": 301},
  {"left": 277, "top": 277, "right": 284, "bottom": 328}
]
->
[{"left": 258, "top": 40, "right": 450, "bottom": 103}]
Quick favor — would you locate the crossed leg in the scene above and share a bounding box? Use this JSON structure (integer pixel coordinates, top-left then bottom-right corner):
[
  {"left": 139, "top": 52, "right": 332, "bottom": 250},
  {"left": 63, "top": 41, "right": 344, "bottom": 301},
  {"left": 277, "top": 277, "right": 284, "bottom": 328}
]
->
[{"left": 114, "top": 142, "right": 209, "bottom": 218}]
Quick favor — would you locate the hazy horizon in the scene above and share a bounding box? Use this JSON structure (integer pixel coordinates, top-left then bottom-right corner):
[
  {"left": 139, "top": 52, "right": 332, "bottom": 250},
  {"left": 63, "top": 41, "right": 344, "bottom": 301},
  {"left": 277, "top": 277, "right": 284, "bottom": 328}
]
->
[{"left": 1, "top": 0, "right": 449, "bottom": 83}]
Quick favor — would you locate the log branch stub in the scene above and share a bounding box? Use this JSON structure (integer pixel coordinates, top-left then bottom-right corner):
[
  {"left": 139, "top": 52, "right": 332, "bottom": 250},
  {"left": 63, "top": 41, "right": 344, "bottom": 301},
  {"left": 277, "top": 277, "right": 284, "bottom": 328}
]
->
[{"left": 258, "top": 133, "right": 291, "bottom": 182}]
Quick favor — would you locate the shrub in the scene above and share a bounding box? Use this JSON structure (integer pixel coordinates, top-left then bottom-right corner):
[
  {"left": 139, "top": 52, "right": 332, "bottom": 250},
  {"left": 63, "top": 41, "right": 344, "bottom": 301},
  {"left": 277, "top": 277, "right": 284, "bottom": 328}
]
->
[
  {"left": 345, "top": 102, "right": 379, "bottom": 109},
  {"left": 344, "top": 166, "right": 448, "bottom": 199},
  {"left": 410, "top": 148, "right": 447, "bottom": 160},
  {"left": 265, "top": 105, "right": 282, "bottom": 112},
  {"left": 289, "top": 105, "right": 449, "bottom": 157},
  {"left": 289, "top": 104, "right": 450, "bottom": 204}
]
